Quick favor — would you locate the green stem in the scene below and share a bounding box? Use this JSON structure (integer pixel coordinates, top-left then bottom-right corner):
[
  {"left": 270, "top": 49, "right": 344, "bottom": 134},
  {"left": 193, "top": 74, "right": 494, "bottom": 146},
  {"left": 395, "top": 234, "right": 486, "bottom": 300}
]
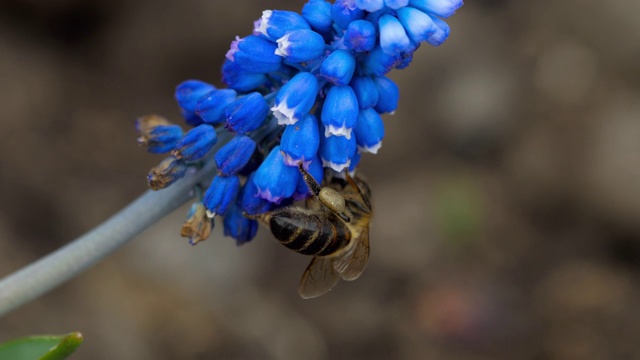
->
[{"left": 0, "top": 132, "right": 231, "bottom": 317}]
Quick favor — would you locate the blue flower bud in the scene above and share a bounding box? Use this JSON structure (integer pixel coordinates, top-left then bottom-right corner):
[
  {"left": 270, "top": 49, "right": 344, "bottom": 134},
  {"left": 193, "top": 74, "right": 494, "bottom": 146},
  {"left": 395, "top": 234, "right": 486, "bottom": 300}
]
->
[
  {"left": 294, "top": 156, "right": 324, "bottom": 200},
  {"left": 331, "top": 0, "right": 365, "bottom": 30},
  {"left": 253, "top": 146, "right": 300, "bottom": 204},
  {"left": 396, "top": 7, "right": 438, "bottom": 44},
  {"left": 373, "top": 76, "right": 399, "bottom": 113},
  {"left": 360, "top": 45, "right": 400, "bottom": 76},
  {"left": 350, "top": 76, "right": 379, "bottom": 110},
  {"left": 425, "top": 15, "right": 450, "bottom": 47},
  {"left": 172, "top": 124, "right": 217, "bottom": 161},
  {"left": 349, "top": 150, "right": 362, "bottom": 173},
  {"left": 147, "top": 156, "right": 188, "bottom": 191},
  {"left": 275, "top": 29, "right": 326, "bottom": 63},
  {"left": 409, "top": 0, "right": 463, "bottom": 18},
  {"left": 271, "top": 72, "right": 318, "bottom": 125},
  {"left": 214, "top": 135, "right": 257, "bottom": 176},
  {"left": 302, "top": 0, "right": 333, "bottom": 34},
  {"left": 204, "top": 175, "right": 240, "bottom": 216},
  {"left": 254, "top": 10, "right": 310, "bottom": 42},
  {"left": 319, "top": 49, "right": 356, "bottom": 86},
  {"left": 225, "top": 92, "right": 269, "bottom": 134},
  {"left": 280, "top": 114, "right": 320, "bottom": 168},
  {"left": 343, "top": 19, "right": 377, "bottom": 52},
  {"left": 394, "top": 48, "right": 417, "bottom": 69},
  {"left": 226, "top": 35, "right": 282, "bottom": 73},
  {"left": 195, "top": 89, "right": 237, "bottom": 124},
  {"left": 355, "top": 108, "right": 385, "bottom": 153},
  {"left": 222, "top": 59, "right": 268, "bottom": 92},
  {"left": 320, "top": 133, "right": 357, "bottom": 172},
  {"left": 136, "top": 115, "right": 183, "bottom": 154},
  {"left": 181, "top": 202, "right": 214, "bottom": 245},
  {"left": 175, "top": 80, "right": 216, "bottom": 126},
  {"left": 223, "top": 204, "right": 258, "bottom": 245},
  {"left": 379, "top": 14, "right": 414, "bottom": 56},
  {"left": 239, "top": 172, "right": 272, "bottom": 215},
  {"left": 354, "top": 0, "right": 384, "bottom": 12},
  {"left": 385, "top": 0, "right": 409, "bottom": 9},
  {"left": 321, "top": 85, "right": 358, "bottom": 138}
]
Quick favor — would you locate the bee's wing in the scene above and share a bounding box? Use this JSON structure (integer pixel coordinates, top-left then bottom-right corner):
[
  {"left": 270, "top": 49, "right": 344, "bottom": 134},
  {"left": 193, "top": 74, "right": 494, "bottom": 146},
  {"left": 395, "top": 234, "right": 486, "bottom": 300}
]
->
[
  {"left": 298, "top": 256, "right": 340, "bottom": 299},
  {"left": 337, "top": 227, "right": 370, "bottom": 281}
]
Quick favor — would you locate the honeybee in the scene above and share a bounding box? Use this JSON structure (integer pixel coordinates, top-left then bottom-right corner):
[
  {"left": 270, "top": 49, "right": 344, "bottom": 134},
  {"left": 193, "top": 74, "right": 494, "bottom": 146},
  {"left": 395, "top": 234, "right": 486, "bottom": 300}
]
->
[{"left": 246, "top": 163, "right": 372, "bottom": 299}]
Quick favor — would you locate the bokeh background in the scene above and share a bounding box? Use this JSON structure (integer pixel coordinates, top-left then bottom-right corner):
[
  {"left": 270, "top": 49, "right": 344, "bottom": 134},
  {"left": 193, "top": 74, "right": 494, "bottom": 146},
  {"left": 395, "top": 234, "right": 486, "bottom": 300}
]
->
[{"left": 1, "top": 0, "right": 639, "bottom": 359}]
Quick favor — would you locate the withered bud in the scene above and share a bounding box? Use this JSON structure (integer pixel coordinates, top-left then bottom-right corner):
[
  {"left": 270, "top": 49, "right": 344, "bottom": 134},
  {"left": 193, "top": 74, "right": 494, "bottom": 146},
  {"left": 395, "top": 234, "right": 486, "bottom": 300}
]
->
[
  {"left": 181, "top": 202, "right": 214, "bottom": 245},
  {"left": 147, "top": 156, "right": 188, "bottom": 190}
]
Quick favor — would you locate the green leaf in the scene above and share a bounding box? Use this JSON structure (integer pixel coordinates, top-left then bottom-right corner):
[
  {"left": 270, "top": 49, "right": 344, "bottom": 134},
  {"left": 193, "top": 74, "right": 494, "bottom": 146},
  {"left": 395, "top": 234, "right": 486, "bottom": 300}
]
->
[{"left": 0, "top": 332, "right": 83, "bottom": 360}]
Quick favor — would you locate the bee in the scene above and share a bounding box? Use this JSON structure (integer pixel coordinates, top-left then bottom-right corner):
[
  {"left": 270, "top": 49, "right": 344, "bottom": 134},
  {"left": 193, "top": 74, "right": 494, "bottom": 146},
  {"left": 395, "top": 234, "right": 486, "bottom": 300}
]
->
[{"left": 246, "top": 163, "right": 372, "bottom": 299}]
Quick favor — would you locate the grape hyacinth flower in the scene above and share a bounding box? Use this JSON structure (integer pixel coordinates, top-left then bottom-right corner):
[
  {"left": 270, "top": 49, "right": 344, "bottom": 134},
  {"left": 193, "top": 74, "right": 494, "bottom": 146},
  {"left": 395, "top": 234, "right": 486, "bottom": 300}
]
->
[
  {"left": 136, "top": 0, "right": 463, "bottom": 245},
  {"left": 0, "top": 0, "right": 465, "bottom": 318}
]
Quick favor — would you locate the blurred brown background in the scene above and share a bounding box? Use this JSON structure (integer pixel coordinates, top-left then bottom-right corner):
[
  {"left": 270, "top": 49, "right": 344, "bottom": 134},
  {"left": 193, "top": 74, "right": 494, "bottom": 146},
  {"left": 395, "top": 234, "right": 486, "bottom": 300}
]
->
[{"left": 1, "top": 0, "right": 639, "bottom": 359}]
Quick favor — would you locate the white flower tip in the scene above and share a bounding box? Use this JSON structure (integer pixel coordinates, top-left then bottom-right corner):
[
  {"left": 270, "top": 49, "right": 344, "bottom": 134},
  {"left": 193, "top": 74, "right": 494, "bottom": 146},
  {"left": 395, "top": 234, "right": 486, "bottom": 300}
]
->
[
  {"left": 321, "top": 158, "right": 351, "bottom": 173},
  {"left": 358, "top": 141, "right": 382, "bottom": 154},
  {"left": 324, "top": 125, "right": 353, "bottom": 139}
]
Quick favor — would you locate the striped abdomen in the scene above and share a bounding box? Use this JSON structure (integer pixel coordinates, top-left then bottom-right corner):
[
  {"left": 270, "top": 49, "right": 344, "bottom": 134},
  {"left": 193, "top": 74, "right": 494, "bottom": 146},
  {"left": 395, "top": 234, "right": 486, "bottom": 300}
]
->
[{"left": 268, "top": 208, "right": 351, "bottom": 256}]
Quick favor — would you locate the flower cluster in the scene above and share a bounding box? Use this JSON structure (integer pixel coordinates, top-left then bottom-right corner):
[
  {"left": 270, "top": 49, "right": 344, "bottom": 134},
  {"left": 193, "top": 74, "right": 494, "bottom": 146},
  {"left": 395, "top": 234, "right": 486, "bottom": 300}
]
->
[{"left": 136, "top": 0, "right": 462, "bottom": 245}]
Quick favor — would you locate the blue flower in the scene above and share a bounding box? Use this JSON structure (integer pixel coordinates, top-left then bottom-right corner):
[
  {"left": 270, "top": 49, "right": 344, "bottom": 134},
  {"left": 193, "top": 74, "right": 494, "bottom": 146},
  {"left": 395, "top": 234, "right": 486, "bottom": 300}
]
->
[
  {"left": 280, "top": 114, "right": 320, "bottom": 168},
  {"left": 175, "top": 80, "right": 216, "bottom": 126},
  {"left": 396, "top": 7, "right": 438, "bottom": 43},
  {"left": 343, "top": 19, "right": 377, "bottom": 52},
  {"left": 354, "top": 0, "right": 384, "bottom": 12},
  {"left": 147, "top": 156, "right": 188, "bottom": 191},
  {"left": 181, "top": 202, "right": 214, "bottom": 245},
  {"left": 373, "top": 75, "right": 400, "bottom": 113},
  {"left": 204, "top": 175, "right": 241, "bottom": 216},
  {"left": 172, "top": 124, "right": 217, "bottom": 161},
  {"left": 321, "top": 85, "right": 359, "bottom": 138},
  {"left": 319, "top": 49, "right": 356, "bottom": 86},
  {"left": 136, "top": 114, "right": 183, "bottom": 154},
  {"left": 225, "top": 92, "right": 269, "bottom": 134},
  {"left": 196, "top": 89, "right": 238, "bottom": 125},
  {"left": 275, "top": 29, "right": 326, "bottom": 63},
  {"left": 355, "top": 108, "right": 385, "bottom": 153},
  {"left": 379, "top": 14, "right": 415, "bottom": 56},
  {"left": 271, "top": 72, "right": 318, "bottom": 125},
  {"left": 223, "top": 204, "right": 258, "bottom": 245},
  {"left": 253, "top": 146, "right": 300, "bottom": 204},
  {"left": 331, "top": 0, "right": 364, "bottom": 30},
  {"left": 302, "top": 0, "right": 333, "bottom": 34},
  {"left": 239, "top": 172, "right": 272, "bottom": 215},
  {"left": 408, "top": 0, "right": 463, "bottom": 18},
  {"left": 349, "top": 150, "right": 362, "bottom": 173},
  {"left": 254, "top": 10, "right": 310, "bottom": 42},
  {"left": 350, "top": 76, "right": 379, "bottom": 110},
  {"left": 385, "top": 0, "right": 410, "bottom": 9},
  {"left": 214, "top": 135, "right": 257, "bottom": 176},
  {"left": 320, "top": 133, "right": 357, "bottom": 172},
  {"left": 226, "top": 35, "right": 282, "bottom": 73},
  {"left": 222, "top": 59, "right": 268, "bottom": 92},
  {"left": 360, "top": 45, "right": 402, "bottom": 76},
  {"left": 425, "top": 15, "right": 451, "bottom": 47}
]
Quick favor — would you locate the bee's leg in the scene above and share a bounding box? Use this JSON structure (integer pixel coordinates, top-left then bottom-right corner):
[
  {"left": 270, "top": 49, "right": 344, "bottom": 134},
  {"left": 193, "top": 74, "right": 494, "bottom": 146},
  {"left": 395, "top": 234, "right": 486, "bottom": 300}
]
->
[
  {"left": 298, "top": 163, "right": 351, "bottom": 222},
  {"left": 242, "top": 211, "right": 271, "bottom": 225}
]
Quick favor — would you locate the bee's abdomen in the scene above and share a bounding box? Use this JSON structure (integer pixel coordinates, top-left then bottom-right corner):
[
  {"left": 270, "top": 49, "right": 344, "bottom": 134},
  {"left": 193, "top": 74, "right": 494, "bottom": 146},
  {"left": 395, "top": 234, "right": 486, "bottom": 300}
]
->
[{"left": 268, "top": 210, "right": 351, "bottom": 256}]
